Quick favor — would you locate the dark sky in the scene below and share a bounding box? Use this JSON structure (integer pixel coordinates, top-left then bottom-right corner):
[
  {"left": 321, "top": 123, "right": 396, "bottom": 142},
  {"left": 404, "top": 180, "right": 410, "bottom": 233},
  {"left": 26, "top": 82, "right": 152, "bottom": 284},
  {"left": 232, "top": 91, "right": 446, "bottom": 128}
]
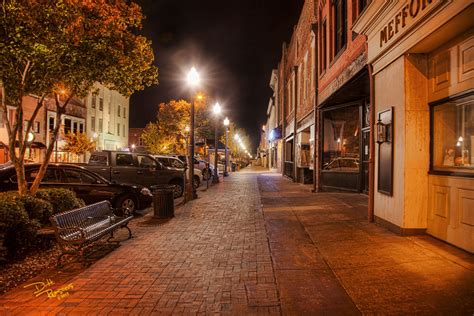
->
[{"left": 130, "top": 0, "right": 304, "bottom": 151}]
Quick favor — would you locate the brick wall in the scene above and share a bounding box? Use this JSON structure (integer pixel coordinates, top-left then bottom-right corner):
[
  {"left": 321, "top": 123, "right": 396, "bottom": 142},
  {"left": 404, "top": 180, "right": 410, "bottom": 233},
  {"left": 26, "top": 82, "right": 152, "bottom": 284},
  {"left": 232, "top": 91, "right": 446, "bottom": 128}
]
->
[
  {"left": 282, "top": 0, "right": 317, "bottom": 124},
  {"left": 317, "top": 0, "right": 367, "bottom": 104}
]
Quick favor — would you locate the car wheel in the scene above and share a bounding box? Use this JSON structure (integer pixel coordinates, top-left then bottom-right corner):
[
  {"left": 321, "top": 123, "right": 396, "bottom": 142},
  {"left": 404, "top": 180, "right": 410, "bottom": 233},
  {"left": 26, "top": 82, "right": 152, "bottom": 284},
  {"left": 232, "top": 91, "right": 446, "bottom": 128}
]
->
[
  {"left": 115, "top": 195, "right": 136, "bottom": 214},
  {"left": 193, "top": 175, "right": 200, "bottom": 188},
  {"left": 170, "top": 180, "right": 184, "bottom": 198},
  {"left": 202, "top": 168, "right": 211, "bottom": 180}
]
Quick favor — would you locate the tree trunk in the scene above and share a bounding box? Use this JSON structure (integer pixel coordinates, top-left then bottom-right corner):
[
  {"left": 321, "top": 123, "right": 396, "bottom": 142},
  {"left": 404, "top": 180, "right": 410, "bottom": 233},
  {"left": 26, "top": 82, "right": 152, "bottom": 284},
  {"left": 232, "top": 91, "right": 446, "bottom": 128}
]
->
[{"left": 29, "top": 93, "right": 71, "bottom": 195}]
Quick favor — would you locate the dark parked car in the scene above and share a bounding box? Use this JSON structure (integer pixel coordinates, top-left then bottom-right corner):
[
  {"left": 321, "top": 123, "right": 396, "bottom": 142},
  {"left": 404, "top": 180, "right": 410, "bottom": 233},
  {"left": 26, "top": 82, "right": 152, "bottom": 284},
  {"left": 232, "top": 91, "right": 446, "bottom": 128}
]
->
[
  {"left": 86, "top": 151, "right": 185, "bottom": 198},
  {"left": 0, "top": 164, "right": 153, "bottom": 213}
]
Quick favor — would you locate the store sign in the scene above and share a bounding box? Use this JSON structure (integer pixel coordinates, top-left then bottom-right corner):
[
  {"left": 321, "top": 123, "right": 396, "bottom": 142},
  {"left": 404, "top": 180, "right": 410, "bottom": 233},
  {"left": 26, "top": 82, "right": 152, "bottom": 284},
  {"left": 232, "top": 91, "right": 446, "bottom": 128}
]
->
[{"left": 379, "top": 0, "right": 437, "bottom": 48}]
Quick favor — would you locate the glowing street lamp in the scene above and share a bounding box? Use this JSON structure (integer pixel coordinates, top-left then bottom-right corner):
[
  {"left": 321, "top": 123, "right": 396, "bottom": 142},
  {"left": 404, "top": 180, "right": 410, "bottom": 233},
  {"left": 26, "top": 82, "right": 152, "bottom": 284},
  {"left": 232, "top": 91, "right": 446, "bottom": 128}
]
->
[
  {"left": 187, "top": 67, "right": 200, "bottom": 87},
  {"left": 185, "top": 67, "right": 201, "bottom": 201},
  {"left": 212, "top": 102, "right": 222, "bottom": 183}
]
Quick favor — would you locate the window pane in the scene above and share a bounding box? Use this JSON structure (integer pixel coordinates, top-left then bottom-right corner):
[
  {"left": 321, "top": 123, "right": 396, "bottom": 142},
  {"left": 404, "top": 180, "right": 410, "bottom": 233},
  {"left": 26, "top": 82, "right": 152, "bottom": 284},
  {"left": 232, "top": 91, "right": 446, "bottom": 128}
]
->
[
  {"left": 64, "top": 169, "right": 96, "bottom": 183},
  {"left": 27, "top": 168, "right": 59, "bottom": 182},
  {"left": 170, "top": 159, "right": 184, "bottom": 168},
  {"left": 138, "top": 155, "right": 156, "bottom": 168},
  {"left": 323, "top": 106, "right": 360, "bottom": 172},
  {"left": 432, "top": 94, "right": 474, "bottom": 173},
  {"left": 49, "top": 117, "right": 55, "bottom": 131},
  {"left": 116, "top": 154, "right": 134, "bottom": 166},
  {"left": 64, "top": 118, "right": 72, "bottom": 134},
  {"left": 89, "top": 154, "right": 107, "bottom": 165}
]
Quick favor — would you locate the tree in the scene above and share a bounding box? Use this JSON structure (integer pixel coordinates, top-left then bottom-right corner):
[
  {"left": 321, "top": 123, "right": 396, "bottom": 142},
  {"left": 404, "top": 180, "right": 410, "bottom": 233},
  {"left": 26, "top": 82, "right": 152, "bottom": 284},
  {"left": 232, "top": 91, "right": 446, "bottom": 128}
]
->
[
  {"left": 194, "top": 93, "right": 213, "bottom": 141},
  {"left": 61, "top": 132, "right": 96, "bottom": 161},
  {"left": 1, "top": 0, "right": 158, "bottom": 195},
  {"left": 141, "top": 100, "right": 189, "bottom": 155}
]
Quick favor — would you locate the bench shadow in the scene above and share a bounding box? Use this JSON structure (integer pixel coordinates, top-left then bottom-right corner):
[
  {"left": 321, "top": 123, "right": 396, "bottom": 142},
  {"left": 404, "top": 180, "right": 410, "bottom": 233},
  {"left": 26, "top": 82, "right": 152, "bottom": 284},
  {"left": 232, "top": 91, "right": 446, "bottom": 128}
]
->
[{"left": 136, "top": 217, "right": 173, "bottom": 226}]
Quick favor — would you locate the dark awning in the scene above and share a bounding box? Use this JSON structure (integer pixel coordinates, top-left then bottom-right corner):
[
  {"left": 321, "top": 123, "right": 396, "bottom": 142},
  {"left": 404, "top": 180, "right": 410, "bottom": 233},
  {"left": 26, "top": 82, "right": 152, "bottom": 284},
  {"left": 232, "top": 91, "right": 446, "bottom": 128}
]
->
[{"left": 0, "top": 141, "right": 47, "bottom": 149}]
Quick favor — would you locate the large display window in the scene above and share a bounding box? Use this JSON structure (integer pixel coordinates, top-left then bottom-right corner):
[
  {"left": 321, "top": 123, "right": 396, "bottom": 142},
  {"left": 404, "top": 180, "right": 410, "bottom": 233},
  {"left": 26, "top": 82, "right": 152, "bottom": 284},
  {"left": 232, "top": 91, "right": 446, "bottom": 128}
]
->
[
  {"left": 322, "top": 106, "right": 360, "bottom": 173},
  {"left": 431, "top": 93, "right": 474, "bottom": 175}
]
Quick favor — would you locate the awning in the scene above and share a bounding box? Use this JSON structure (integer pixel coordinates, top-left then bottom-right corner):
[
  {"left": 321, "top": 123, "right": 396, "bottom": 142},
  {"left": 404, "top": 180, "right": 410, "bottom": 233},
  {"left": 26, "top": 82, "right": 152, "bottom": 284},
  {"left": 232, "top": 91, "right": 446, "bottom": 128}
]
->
[{"left": 0, "top": 141, "right": 47, "bottom": 149}]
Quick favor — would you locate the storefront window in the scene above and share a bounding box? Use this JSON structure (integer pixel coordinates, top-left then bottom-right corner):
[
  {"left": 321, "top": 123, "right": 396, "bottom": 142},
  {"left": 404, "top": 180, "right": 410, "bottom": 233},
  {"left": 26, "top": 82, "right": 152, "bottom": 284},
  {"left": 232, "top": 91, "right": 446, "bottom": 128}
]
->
[
  {"left": 432, "top": 94, "right": 473, "bottom": 174},
  {"left": 322, "top": 106, "right": 360, "bottom": 172}
]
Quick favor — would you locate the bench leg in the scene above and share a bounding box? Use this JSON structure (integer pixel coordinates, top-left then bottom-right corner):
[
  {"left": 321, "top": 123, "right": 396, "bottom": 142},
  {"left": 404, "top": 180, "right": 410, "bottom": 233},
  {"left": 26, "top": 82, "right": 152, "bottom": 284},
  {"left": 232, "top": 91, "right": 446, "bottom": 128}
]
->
[
  {"left": 57, "top": 252, "right": 68, "bottom": 267},
  {"left": 122, "top": 224, "right": 132, "bottom": 239},
  {"left": 57, "top": 244, "right": 81, "bottom": 267},
  {"left": 106, "top": 231, "right": 116, "bottom": 243}
]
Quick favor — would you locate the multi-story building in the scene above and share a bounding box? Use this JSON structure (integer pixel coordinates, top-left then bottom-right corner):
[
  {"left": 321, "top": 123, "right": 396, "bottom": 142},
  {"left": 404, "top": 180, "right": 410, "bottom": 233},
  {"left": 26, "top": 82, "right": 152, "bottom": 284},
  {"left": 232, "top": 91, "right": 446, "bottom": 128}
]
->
[
  {"left": 0, "top": 95, "right": 47, "bottom": 163},
  {"left": 280, "top": 0, "right": 317, "bottom": 184},
  {"left": 47, "top": 97, "right": 87, "bottom": 163},
  {"left": 85, "top": 83, "right": 130, "bottom": 153},
  {"left": 267, "top": 70, "right": 283, "bottom": 173},
  {"left": 354, "top": 1, "right": 473, "bottom": 252},
  {"left": 316, "top": 0, "right": 369, "bottom": 192},
  {"left": 1, "top": 84, "right": 130, "bottom": 164}
]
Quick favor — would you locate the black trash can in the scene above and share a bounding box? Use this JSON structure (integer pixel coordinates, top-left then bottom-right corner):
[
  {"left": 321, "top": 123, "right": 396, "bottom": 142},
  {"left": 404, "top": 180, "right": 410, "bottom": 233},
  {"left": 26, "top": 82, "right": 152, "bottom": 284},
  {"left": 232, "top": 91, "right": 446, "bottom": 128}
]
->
[{"left": 151, "top": 184, "right": 175, "bottom": 218}]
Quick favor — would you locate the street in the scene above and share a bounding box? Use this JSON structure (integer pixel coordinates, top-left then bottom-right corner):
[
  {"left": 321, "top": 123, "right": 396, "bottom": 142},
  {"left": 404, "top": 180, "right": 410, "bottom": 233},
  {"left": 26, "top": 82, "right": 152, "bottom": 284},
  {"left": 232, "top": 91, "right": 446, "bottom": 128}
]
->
[{"left": 1, "top": 168, "right": 473, "bottom": 315}]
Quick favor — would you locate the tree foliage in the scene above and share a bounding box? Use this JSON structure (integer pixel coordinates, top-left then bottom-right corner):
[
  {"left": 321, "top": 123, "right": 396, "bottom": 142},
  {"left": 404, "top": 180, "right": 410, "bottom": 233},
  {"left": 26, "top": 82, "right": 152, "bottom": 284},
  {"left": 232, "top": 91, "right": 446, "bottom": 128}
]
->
[
  {"left": 141, "top": 100, "right": 190, "bottom": 155},
  {"left": 61, "top": 132, "right": 95, "bottom": 156},
  {"left": 1, "top": 0, "right": 158, "bottom": 195}
]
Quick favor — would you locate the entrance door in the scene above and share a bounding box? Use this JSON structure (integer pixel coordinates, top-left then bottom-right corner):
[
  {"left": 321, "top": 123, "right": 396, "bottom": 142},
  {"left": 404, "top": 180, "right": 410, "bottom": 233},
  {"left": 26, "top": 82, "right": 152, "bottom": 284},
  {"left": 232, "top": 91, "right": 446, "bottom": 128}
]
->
[{"left": 361, "top": 128, "right": 370, "bottom": 193}]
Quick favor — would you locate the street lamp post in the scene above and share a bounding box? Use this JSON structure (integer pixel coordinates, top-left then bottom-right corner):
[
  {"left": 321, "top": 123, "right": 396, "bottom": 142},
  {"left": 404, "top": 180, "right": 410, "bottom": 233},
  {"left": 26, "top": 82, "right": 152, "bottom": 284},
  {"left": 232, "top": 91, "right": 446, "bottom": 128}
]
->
[
  {"left": 234, "top": 134, "right": 240, "bottom": 169},
  {"left": 212, "top": 102, "right": 221, "bottom": 183},
  {"left": 186, "top": 67, "right": 200, "bottom": 201},
  {"left": 223, "top": 117, "right": 229, "bottom": 177}
]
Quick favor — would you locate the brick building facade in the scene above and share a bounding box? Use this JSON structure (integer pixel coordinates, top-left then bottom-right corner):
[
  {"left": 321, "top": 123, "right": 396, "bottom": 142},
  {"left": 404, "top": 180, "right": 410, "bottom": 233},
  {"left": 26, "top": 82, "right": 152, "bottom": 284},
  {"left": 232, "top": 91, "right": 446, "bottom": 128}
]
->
[
  {"left": 262, "top": 0, "right": 473, "bottom": 252},
  {"left": 279, "top": 0, "right": 317, "bottom": 183},
  {"left": 316, "top": 0, "right": 369, "bottom": 192}
]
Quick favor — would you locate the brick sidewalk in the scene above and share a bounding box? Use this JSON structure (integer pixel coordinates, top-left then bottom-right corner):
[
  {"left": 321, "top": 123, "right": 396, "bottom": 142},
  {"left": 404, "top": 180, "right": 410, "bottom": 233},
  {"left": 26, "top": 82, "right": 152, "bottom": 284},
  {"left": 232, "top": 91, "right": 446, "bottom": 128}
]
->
[
  {"left": 1, "top": 173, "right": 280, "bottom": 315},
  {"left": 258, "top": 171, "right": 474, "bottom": 315},
  {"left": 1, "top": 169, "right": 473, "bottom": 315}
]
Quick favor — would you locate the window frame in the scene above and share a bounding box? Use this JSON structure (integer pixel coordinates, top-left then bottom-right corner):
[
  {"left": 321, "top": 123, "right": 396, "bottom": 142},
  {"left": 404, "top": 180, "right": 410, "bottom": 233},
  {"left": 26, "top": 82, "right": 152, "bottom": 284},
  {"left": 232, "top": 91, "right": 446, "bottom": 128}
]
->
[
  {"left": 429, "top": 90, "right": 474, "bottom": 178},
  {"left": 91, "top": 94, "right": 96, "bottom": 109},
  {"left": 321, "top": 18, "right": 327, "bottom": 74},
  {"left": 333, "top": 0, "right": 347, "bottom": 59}
]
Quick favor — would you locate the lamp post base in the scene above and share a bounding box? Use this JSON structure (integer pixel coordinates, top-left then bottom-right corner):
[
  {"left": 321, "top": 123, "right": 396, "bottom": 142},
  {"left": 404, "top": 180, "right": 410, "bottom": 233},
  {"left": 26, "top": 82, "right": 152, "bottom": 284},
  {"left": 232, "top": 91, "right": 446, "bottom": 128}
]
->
[
  {"left": 223, "top": 172, "right": 229, "bottom": 177},
  {"left": 212, "top": 174, "right": 220, "bottom": 183}
]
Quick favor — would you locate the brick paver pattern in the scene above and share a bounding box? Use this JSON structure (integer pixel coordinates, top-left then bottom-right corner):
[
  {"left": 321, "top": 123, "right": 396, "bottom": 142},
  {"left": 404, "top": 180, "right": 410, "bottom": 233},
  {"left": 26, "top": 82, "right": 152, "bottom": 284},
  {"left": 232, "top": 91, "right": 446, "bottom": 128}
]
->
[
  {"left": 1, "top": 171, "right": 280, "bottom": 315},
  {"left": 1, "top": 167, "right": 474, "bottom": 315}
]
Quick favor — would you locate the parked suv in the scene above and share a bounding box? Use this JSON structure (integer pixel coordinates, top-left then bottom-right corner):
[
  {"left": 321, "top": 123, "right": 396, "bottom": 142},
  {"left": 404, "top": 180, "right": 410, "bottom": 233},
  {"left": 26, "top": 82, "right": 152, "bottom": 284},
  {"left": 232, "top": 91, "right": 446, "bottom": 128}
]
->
[
  {"left": 86, "top": 151, "right": 185, "bottom": 197},
  {"left": 152, "top": 155, "right": 203, "bottom": 188},
  {"left": 176, "top": 155, "right": 217, "bottom": 180}
]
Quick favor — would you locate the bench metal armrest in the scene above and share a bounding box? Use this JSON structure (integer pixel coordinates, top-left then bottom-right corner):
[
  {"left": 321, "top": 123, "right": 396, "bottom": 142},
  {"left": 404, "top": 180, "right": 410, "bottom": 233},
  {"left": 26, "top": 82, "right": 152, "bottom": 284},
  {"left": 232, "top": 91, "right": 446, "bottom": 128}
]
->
[{"left": 113, "top": 207, "right": 132, "bottom": 217}]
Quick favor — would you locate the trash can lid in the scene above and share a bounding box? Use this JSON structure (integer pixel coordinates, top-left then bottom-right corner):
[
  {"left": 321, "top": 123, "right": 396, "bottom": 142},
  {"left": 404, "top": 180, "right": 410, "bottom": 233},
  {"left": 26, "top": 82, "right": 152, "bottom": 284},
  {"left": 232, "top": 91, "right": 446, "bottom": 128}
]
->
[{"left": 150, "top": 184, "right": 176, "bottom": 191}]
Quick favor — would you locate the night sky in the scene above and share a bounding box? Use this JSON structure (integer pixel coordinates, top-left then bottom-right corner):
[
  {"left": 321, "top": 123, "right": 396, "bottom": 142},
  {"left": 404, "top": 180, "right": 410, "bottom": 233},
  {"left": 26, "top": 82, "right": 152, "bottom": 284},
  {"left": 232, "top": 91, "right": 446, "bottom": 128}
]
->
[{"left": 130, "top": 0, "right": 304, "bottom": 151}]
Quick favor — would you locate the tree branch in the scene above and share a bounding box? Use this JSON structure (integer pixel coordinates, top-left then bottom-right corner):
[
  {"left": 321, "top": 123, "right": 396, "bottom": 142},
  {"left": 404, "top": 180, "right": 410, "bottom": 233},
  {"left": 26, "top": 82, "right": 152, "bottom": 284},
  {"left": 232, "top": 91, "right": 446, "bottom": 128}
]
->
[{"left": 19, "top": 94, "right": 45, "bottom": 159}]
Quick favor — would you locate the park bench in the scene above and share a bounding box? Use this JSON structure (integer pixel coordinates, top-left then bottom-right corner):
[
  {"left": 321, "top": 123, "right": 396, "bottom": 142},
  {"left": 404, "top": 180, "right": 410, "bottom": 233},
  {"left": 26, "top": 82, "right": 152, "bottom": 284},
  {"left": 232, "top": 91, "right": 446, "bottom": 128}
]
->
[{"left": 50, "top": 200, "right": 133, "bottom": 266}]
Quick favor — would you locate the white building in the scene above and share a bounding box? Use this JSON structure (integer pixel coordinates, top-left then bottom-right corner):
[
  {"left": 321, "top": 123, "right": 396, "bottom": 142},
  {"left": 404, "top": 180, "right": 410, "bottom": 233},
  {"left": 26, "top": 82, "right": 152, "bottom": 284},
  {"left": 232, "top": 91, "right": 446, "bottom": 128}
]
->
[{"left": 86, "top": 84, "right": 129, "bottom": 152}]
